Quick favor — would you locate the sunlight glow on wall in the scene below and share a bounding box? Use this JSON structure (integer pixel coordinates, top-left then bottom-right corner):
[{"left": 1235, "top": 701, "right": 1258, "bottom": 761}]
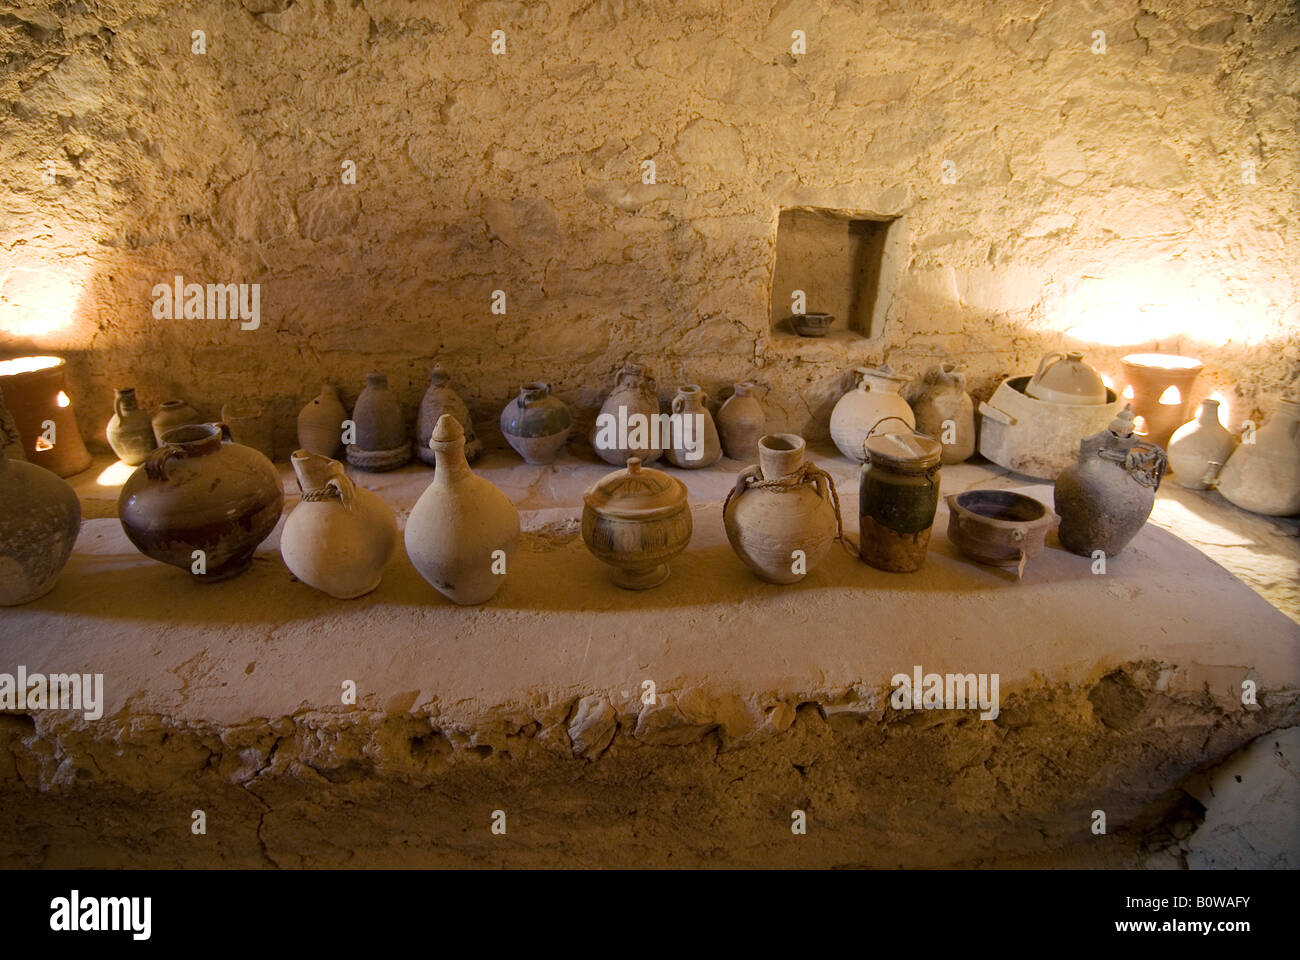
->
[{"left": 0, "top": 262, "right": 90, "bottom": 338}]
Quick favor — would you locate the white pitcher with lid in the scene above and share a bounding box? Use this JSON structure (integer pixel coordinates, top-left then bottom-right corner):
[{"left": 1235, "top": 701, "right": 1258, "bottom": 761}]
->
[{"left": 1026, "top": 351, "right": 1107, "bottom": 405}]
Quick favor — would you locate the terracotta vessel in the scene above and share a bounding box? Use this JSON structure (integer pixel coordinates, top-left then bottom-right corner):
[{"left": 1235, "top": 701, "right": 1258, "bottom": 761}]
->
[
  {"left": 945, "top": 490, "right": 1058, "bottom": 579},
  {"left": 792, "top": 312, "right": 834, "bottom": 337},
  {"left": 417, "top": 365, "right": 481, "bottom": 466},
  {"left": 500, "top": 382, "right": 571, "bottom": 464},
  {"left": 859, "top": 428, "right": 942, "bottom": 572},
  {"left": 911, "top": 362, "right": 975, "bottom": 464},
  {"left": 119, "top": 422, "right": 284, "bottom": 581},
  {"left": 1025, "top": 351, "right": 1107, "bottom": 405},
  {"left": 831, "top": 366, "right": 915, "bottom": 463},
  {"left": 152, "top": 399, "right": 201, "bottom": 445},
  {"left": 665, "top": 384, "right": 722, "bottom": 468},
  {"left": 979, "top": 376, "right": 1123, "bottom": 480},
  {"left": 222, "top": 402, "right": 273, "bottom": 460},
  {"left": 347, "top": 373, "right": 411, "bottom": 472},
  {"left": 106, "top": 387, "right": 157, "bottom": 465},
  {"left": 723, "top": 433, "right": 839, "bottom": 584},
  {"left": 1167, "top": 399, "right": 1236, "bottom": 490},
  {"left": 582, "top": 457, "right": 691, "bottom": 589},
  {"left": 1054, "top": 406, "right": 1166, "bottom": 557},
  {"left": 0, "top": 388, "right": 81, "bottom": 605},
  {"left": 1119, "top": 353, "right": 1203, "bottom": 450},
  {"left": 281, "top": 450, "right": 397, "bottom": 599},
  {"left": 0, "top": 356, "right": 91, "bottom": 477},
  {"left": 406, "top": 415, "right": 519, "bottom": 604},
  {"left": 716, "top": 381, "right": 766, "bottom": 461},
  {"left": 1216, "top": 399, "right": 1300, "bottom": 516},
  {"left": 297, "top": 383, "right": 347, "bottom": 459},
  {"left": 591, "top": 362, "right": 663, "bottom": 465}
]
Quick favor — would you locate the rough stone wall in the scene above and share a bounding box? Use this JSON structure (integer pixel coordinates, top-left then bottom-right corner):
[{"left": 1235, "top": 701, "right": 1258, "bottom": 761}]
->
[{"left": 1, "top": 0, "right": 1297, "bottom": 452}]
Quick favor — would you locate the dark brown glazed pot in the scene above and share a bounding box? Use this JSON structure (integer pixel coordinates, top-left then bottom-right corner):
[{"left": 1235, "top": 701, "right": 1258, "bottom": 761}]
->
[
  {"left": 945, "top": 489, "right": 1058, "bottom": 579},
  {"left": 118, "top": 422, "right": 284, "bottom": 581}
]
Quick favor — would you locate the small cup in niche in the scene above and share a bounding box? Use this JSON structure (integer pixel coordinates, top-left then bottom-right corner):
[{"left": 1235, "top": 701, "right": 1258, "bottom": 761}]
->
[
  {"left": 791, "top": 312, "right": 834, "bottom": 337},
  {"left": 222, "top": 402, "right": 274, "bottom": 461}
]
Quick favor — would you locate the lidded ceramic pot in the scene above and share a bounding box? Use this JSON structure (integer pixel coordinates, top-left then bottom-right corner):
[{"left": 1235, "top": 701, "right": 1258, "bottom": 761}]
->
[
  {"left": 106, "top": 387, "right": 157, "bottom": 465},
  {"left": 858, "top": 424, "right": 942, "bottom": 573},
  {"left": 152, "top": 399, "right": 201, "bottom": 446},
  {"left": 716, "top": 381, "right": 766, "bottom": 461},
  {"left": 417, "top": 364, "right": 481, "bottom": 466},
  {"left": 298, "top": 383, "right": 347, "bottom": 459},
  {"left": 911, "top": 363, "right": 975, "bottom": 464},
  {"left": 945, "top": 490, "right": 1058, "bottom": 580},
  {"left": 347, "top": 372, "right": 411, "bottom": 472},
  {"left": 500, "top": 382, "right": 571, "bottom": 464},
  {"left": 830, "top": 366, "right": 915, "bottom": 463},
  {"left": 406, "top": 414, "right": 520, "bottom": 604},
  {"left": 281, "top": 450, "right": 397, "bottom": 599},
  {"left": 1054, "top": 405, "right": 1166, "bottom": 557},
  {"left": 119, "top": 422, "right": 284, "bottom": 581},
  {"left": 1025, "top": 352, "right": 1107, "bottom": 405},
  {"left": 1216, "top": 399, "right": 1300, "bottom": 516},
  {"left": 1167, "top": 399, "right": 1236, "bottom": 490},
  {"left": 723, "top": 433, "right": 840, "bottom": 584},
  {"left": 582, "top": 457, "right": 692, "bottom": 589},
  {"left": 591, "top": 362, "right": 663, "bottom": 466},
  {"left": 665, "top": 384, "right": 722, "bottom": 468},
  {"left": 0, "top": 387, "right": 81, "bottom": 605}
]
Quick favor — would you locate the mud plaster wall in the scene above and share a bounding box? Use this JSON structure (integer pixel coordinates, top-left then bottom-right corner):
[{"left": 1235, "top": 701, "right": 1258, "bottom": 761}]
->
[{"left": 1, "top": 0, "right": 1298, "bottom": 453}]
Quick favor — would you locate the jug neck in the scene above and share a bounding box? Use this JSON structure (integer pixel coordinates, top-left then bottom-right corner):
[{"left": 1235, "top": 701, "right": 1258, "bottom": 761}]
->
[{"left": 758, "top": 433, "right": 805, "bottom": 480}]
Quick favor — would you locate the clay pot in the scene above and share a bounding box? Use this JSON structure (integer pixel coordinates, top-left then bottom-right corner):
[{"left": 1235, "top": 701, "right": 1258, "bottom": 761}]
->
[
  {"left": 591, "top": 362, "right": 663, "bottom": 466},
  {"left": 1054, "top": 406, "right": 1166, "bottom": 557},
  {"left": 1167, "top": 399, "right": 1236, "bottom": 490},
  {"left": 1216, "top": 399, "right": 1300, "bottom": 516},
  {"left": 911, "top": 363, "right": 975, "bottom": 464},
  {"left": 830, "top": 366, "right": 914, "bottom": 462},
  {"left": 723, "top": 433, "right": 838, "bottom": 584},
  {"left": 582, "top": 457, "right": 692, "bottom": 589},
  {"left": 945, "top": 490, "right": 1058, "bottom": 579},
  {"left": 281, "top": 450, "right": 397, "bottom": 599},
  {"left": 665, "top": 384, "right": 722, "bottom": 468},
  {"left": 978, "top": 376, "right": 1124, "bottom": 480},
  {"left": 152, "top": 399, "right": 201, "bottom": 445},
  {"left": 1119, "top": 353, "right": 1203, "bottom": 449},
  {"left": 347, "top": 373, "right": 411, "bottom": 472},
  {"left": 859, "top": 428, "right": 942, "bottom": 573},
  {"left": 792, "top": 312, "right": 834, "bottom": 337},
  {"left": 297, "top": 383, "right": 347, "bottom": 459},
  {"left": 0, "top": 355, "right": 91, "bottom": 477},
  {"left": 500, "top": 382, "right": 571, "bottom": 465},
  {"left": 716, "top": 381, "right": 766, "bottom": 461},
  {"left": 406, "top": 415, "right": 520, "bottom": 604},
  {"left": 1025, "top": 351, "right": 1107, "bottom": 405},
  {"left": 119, "top": 422, "right": 284, "bottom": 581},
  {"left": 106, "top": 387, "right": 157, "bottom": 465},
  {"left": 0, "top": 388, "right": 81, "bottom": 605},
  {"left": 417, "top": 365, "right": 481, "bottom": 466},
  {"left": 222, "top": 402, "right": 273, "bottom": 461}
]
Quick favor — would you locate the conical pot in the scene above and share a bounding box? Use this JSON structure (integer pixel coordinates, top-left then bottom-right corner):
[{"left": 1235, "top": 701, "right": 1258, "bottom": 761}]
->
[
  {"left": 297, "top": 383, "right": 347, "bottom": 459},
  {"left": 1216, "top": 399, "right": 1300, "bottom": 516},
  {"left": 1167, "top": 399, "right": 1236, "bottom": 490},
  {"left": 417, "top": 365, "right": 481, "bottom": 466},
  {"left": 500, "top": 382, "right": 571, "bottom": 465},
  {"left": 911, "top": 363, "right": 975, "bottom": 464},
  {"left": 830, "top": 366, "right": 914, "bottom": 462},
  {"left": 716, "top": 381, "right": 765, "bottom": 461},
  {"left": 665, "top": 385, "right": 722, "bottom": 468},
  {"left": 591, "top": 362, "right": 663, "bottom": 465},
  {"left": 406, "top": 414, "right": 520, "bottom": 604},
  {"left": 106, "top": 387, "right": 157, "bottom": 465},
  {"left": 347, "top": 372, "right": 411, "bottom": 472}
]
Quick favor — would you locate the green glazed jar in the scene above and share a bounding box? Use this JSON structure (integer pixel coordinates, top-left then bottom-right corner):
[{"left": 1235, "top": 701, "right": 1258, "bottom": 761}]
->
[{"left": 859, "top": 428, "right": 942, "bottom": 573}]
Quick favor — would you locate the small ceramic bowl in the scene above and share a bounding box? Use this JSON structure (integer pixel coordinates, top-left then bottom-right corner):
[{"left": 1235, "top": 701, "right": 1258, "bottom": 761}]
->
[
  {"left": 791, "top": 312, "right": 834, "bottom": 337},
  {"left": 945, "top": 489, "right": 1058, "bottom": 579}
]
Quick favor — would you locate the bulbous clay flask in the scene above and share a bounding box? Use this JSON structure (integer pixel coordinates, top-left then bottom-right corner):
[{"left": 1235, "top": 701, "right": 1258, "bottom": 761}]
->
[
  {"left": 1216, "top": 399, "right": 1300, "bottom": 516},
  {"left": 1167, "top": 399, "right": 1235, "bottom": 490},
  {"left": 591, "top": 362, "right": 663, "bottom": 466},
  {"left": 665, "top": 384, "right": 722, "bottom": 468},
  {"left": 500, "top": 382, "right": 571, "bottom": 465},
  {"left": 106, "top": 387, "right": 157, "bottom": 465},
  {"left": 716, "top": 381, "right": 766, "bottom": 461},
  {"left": 830, "top": 366, "right": 914, "bottom": 462},
  {"left": 911, "top": 363, "right": 975, "bottom": 464},
  {"left": 298, "top": 383, "right": 347, "bottom": 459}
]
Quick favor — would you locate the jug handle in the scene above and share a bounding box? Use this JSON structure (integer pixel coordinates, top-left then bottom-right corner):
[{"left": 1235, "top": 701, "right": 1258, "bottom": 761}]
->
[
  {"left": 1032, "top": 352, "right": 1064, "bottom": 383},
  {"left": 144, "top": 444, "right": 183, "bottom": 482},
  {"left": 327, "top": 461, "right": 358, "bottom": 509},
  {"left": 671, "top": 394, "right": 684, "bottom": 415},
  {"left": 113, "top": 393, "right": 127, "bottom": 420}
]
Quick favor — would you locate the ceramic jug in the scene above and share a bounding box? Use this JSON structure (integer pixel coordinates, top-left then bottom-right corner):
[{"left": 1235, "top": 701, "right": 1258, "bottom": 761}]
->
[
  {"left": 582, "top": 457, "right": 692, "bottom": 589},
  {"left": 406, "top": 415, "right": 520, "bottom": 604},
  {"left": 830, "top": 366, "right": 914, "bottom": 462},
  {"left": 0, "top": 388, "right": 81, "bottom": 604},
  {"left": 665, "top": 385, "right": 722, "bottom": 468},
  {"left": 347, "top": 372, "right": 411, "bottom": 471},
  {"left": 151, "top": 399, "right": 201, "bottom": 445},
  {"left": 106, "top": 387, "right": 157, "bottom": 465},
  {"left": 1054, "top": 406, "right": 1166, "bottom": 557},
  {"left": 1025, "top": 351, "right": 1107, "bottom": 405},
  {"left": 417, "top": 365, "right": 481, "bottom": 466},
  {"left": 500, "top": 382, "right": 571, "bottom": 464},
  {"left": 591, "top": 362, "right": 663, "bottom": 466},
  {"left": 723, "top": 434, "right": 840, "bottom": 584},
  {"left": 281, "top": 450, "right": 397, "bottom": 599},
  {"left": 716, "top": 381, "right": 766, "bottom": 461},
  {"left": 1167, "top": 399, "right": 1236, "bottom": 490},
  {"left": 1216, "top": 399, "right": 1300, "bottom": 516},
  {"left": 297, "top": 383, "right": 347, "bottom": 459},
  {"left": 119, "top": 422, "right": 284, "bottom": 581},
  {"left": 911, "top": 363, "right": 975, "bottom": 464}
]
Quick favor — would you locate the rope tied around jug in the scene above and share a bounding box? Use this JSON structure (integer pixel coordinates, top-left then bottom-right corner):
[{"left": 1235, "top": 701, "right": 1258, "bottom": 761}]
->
[{"left": 723, "top": 461, "right": 859, "bottom": 557}]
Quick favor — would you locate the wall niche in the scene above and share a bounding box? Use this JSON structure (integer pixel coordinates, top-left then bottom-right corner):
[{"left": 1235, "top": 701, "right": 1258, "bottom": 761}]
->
[{"left": 769, "top": 208, "right": 902, "bottom": 341}]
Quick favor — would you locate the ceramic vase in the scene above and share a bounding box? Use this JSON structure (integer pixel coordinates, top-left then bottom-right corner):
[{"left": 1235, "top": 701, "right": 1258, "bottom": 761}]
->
[
  {"left": 106, "top": 387, "right": 157, "bottom": 465},
  {"left": 1216, "top": 399, "right": 1300, "bottom": 516},
  {"left": 723, "top": 434, "right": 837, "bottom": 584},
  {"left": 298, "top": 383, "right": 347, "bottom": 459},
  {"left": 1054, "top": 406, "right": 1166, "bottom": 557},
  {"left": 500, "top": 382, "right": 571, "bottom": 465},
  {"left": 406, "top": 415, "right": 520, "bottom": 604},
  {"left": 665, "top": 385, "right": 722, "bottom": 468},
  {"left": 582, "top": 456, "right": 692, "bottom": 589},
  {"left": 1167, "top": 399, "right": 1236, "bottom": 490},
  {"left": 911, "top": 363, "right": 975, "bottom": 464},
  {"left": 417, "top": 365, "right": 481, "bottom": 466},
  {"left": 280, "top": 450, "right": 396, "bottom": 599},
  {"left": 152, "top": 399, "right": 201, "bottom": 445},
  {"left": 830, "top": 366, "right": 914, "bottom": 462},
  {"left": 591, "top": 362, "right": 663, "bottom": 466},
  {"left": 347, "top": 373, "right": 411, "bottom": 472},
  {"left": 119, "top": 422, "right": 284, "bottom": 581},
  {"left": 0, "top": 388, "right": 81, "bottom": 605},
  {"left": 716, "top": 381, "right": 765, "bottom": 461}
]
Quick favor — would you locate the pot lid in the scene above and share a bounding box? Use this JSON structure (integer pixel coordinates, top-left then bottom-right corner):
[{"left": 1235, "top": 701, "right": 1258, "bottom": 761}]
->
[
  {"left": 1027, "top": 351, "right": 1107, "bottom": 404},
  {"left": 583, "top": 457, "right": 687, "bottom": 519},
  {"left": 864, "top": 431, "right": 942, "bottom": 470}
]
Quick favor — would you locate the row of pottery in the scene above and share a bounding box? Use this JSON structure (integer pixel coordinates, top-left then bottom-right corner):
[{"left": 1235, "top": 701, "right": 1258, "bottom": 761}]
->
[{"left": 107, "top": 390, "right": 273, "bottom": 465}]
